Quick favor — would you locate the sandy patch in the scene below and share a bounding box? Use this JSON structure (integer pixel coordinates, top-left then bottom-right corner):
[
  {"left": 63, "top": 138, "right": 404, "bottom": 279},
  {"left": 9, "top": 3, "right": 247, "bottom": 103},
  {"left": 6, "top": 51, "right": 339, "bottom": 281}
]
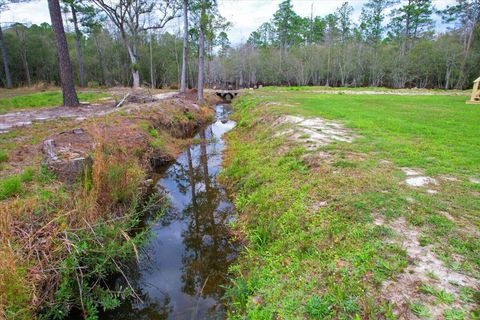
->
[
  {"left": 405, "top": 176, "right": 438, "bottom": 187},
  {"left": 469, "top": 177, "right": 480, "bottom": 184},
  {"left": 439, "top": 175, "right": 459, "bottom": 182},
  {"left": 379, "top": 217, "right": 478, "bottom": 318},
  {"left": 400, "top": 167, "right": 438, "bottom": 190},
  {"left": 273, "top": 115, "right": 356, "bottom": 150},
  {"left": 401, "top": 167, "right": 423, "bottom": 176}
]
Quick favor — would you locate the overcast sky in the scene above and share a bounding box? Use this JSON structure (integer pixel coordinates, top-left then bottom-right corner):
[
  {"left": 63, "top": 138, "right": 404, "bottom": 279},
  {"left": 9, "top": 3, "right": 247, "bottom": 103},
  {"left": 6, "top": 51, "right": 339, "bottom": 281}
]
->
[{"left": 0, "top": 0, "right": 457, "bottom": 45}]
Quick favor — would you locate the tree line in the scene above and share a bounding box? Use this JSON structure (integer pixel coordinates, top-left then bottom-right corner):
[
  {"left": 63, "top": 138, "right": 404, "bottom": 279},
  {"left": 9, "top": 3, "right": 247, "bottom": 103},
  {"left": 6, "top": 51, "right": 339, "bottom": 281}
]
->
[
  {"left": 214, "top": 0, "right": 480, "bottom": 90},
  {"left": 0, "top": 0, "right": 479, "bottom": 104},
  {"left": 0, "top": 0, "right": 227, "bottom": 105}
]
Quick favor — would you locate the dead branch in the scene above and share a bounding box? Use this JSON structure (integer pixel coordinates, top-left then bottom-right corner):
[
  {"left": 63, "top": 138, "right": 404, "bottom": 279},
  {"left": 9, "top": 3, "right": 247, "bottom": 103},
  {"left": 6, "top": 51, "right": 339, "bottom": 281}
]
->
[{"left": 115, "top": 93, "right": 130, "bottom": 108}]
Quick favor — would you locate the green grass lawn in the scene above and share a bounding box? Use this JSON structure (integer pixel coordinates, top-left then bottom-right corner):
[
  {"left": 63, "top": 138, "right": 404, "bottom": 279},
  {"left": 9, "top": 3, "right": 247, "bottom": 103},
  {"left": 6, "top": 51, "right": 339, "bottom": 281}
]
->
[
  {"left": 269, "top": 92, "right": 480, "bottom": 176},
  {"left": 261, "top": 85, "right": 471, "bottom": 93},
  {"left": 0, "top": 91, "right": 109, "bottom": 113},
  {"left": 222, "top": 91, "right": 480, "bottom": 319}
]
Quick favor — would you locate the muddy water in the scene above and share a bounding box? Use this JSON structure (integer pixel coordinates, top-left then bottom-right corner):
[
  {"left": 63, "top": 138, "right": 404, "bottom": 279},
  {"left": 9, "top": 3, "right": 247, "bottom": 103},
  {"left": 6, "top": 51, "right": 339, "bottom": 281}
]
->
[{"left": 102, "top": 105, "right": 238, "bottom": 319}]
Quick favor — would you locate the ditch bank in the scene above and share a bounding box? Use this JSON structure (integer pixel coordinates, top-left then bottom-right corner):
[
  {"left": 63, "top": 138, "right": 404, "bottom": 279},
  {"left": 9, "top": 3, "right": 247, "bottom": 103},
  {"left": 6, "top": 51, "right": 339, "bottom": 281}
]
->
[
  {"left": 0, "top": 93, "right": 222, "bottom": 319},
  {"left": 100, "top": 104, "right": 240, "bottom": 319},
  {"left": 219, "top": 94, "right": 408, "bottom": 319}
]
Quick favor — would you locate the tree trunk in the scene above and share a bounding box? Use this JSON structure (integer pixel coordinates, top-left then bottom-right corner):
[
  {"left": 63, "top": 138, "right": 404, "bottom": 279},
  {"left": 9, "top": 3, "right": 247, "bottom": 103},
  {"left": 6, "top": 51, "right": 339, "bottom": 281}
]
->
[
  {"left": 239, "top": 59, "right": 244, "bottom": 89},
  {"left": 93, "top": 33, "right": 106, "bottom": 85},
  {"left": 456, "top": 22, "right": 476, "bottom": 89},
  {"left": 180, "top": 0, "right": 188, "bottom": 94},
  {"left": 21, "top": 51, "right": 31, "bottom": 87},
  {"left": 197, "top": 23, "right": 205, "bottom": 102},
  {"left": 48, "top": 0, "right": 79, "bottom": 107},
  {"left": 149, "top": 33, "right": 155, "bottom": 88},
  {"left": 401, "top": 0, "right": 412, "bottom": 56},
  {"left": 13, "top": 27, "right": 31, "bottom": 86},
  {"left": 71, "top": 3, "right": 86, "bottom": 87},
  {"left": 0, "top": 25, "right": 13, "bottom": 88},
  {"left": 124, "top": 37, "right": 140, "bottom": 89}
]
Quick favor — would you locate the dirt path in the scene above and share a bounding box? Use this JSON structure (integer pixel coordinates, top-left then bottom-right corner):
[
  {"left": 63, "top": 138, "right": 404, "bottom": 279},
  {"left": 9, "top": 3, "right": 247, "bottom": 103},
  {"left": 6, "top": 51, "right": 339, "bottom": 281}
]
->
[{"left": 0, "top": 91, "right": 178, "bottom": 133}]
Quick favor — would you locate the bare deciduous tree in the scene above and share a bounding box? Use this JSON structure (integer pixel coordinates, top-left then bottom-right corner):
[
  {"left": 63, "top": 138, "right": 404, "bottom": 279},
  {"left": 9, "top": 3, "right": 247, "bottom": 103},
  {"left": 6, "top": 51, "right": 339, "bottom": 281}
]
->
[{"left": 92, "top": 0, "right": 179, "bottom": 89}]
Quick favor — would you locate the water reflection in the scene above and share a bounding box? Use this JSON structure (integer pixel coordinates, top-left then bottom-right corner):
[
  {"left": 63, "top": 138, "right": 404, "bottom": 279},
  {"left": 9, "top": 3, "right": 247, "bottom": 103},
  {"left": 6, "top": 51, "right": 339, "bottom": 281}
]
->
[{"left": 102, "top": 105, "right": 238, "bottom": 320}]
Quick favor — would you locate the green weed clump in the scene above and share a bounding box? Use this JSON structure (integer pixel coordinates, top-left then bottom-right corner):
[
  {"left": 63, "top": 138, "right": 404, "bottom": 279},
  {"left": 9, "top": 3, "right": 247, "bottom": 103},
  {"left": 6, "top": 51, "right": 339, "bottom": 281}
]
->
[
  {"left": 408, "top": 300, "right": 431, "bottom": 318},
  {"left": 443, "top": 308, "right": 465, "bottom": 320},
  {"left": 419, "top": 284, "right": 455, "bottom": 304},
  {"left": 0, "top": 150, "right": 8, "bottom": 162},
  {"left": 148, "top": 127, "right": 159, "bottom": 137},
  {"left": 0, "top": 167, "right": 37, "bottom": 199},
  {"left": 0, "top": 175, "right": 22, "bottom": 199}
]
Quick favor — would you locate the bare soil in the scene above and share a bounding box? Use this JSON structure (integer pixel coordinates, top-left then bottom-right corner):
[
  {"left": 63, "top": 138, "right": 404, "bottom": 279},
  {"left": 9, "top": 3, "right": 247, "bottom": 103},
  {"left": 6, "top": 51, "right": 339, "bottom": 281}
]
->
[
  {"left": 273, "top": 114, "right": 357, "bottom": 150},
  {"left": 0, "top": 90, "right": 178, "bottom": 133}
]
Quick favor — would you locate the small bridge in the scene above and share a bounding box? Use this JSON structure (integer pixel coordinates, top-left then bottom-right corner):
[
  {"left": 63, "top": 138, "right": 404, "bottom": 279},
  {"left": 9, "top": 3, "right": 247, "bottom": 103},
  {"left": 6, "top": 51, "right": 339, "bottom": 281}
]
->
[{"left": 216, "top": 90, "right": 239, "bottom": 101}]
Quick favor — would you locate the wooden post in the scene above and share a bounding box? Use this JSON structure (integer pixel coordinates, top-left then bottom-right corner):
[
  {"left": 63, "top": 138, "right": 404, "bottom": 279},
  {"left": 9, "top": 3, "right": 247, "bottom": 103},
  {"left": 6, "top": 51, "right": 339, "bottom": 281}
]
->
[{"left": 467, "top": 77, "right": 480, "bottom": 104}]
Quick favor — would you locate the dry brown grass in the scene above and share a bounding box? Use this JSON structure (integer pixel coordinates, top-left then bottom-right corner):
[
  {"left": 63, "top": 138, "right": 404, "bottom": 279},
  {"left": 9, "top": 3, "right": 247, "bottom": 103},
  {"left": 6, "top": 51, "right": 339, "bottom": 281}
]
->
[
  {"left": 0, "top": 134, "right": 146, "bottom": 316},
  {"left": 0, "top": 94, "right": 217, "bottom": 319}
]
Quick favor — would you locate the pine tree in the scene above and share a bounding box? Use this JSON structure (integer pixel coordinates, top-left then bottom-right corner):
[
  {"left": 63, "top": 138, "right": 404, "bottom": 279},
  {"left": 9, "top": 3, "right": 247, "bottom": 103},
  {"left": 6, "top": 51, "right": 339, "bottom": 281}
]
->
[{"left": 48, "top": 0, "right": 80, "bottom": 106}]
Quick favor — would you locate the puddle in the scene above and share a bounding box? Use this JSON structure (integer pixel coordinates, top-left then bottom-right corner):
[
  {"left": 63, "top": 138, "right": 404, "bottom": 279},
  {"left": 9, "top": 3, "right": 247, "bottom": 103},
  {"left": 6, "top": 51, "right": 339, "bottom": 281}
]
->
[{"left": 101, "top": 105, "right": 239, "bottom": 319}]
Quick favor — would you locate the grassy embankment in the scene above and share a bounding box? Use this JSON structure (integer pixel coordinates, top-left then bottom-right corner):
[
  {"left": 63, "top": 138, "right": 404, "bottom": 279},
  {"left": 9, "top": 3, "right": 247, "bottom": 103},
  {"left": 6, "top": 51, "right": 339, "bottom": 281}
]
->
[
  {"left": 0, "top": 92, "right": 215, "bottom": 319},
  {"left": 221, "top": 90, "right": 479, "bottom": 319},
  {"left": 0, "top": 91, "right": 109, "bottom": 114}
]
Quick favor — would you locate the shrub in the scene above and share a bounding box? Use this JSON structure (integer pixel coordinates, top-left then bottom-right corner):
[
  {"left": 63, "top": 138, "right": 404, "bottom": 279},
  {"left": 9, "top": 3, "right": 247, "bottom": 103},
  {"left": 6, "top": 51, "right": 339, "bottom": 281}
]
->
[
  {"left": 88, "top": 81, "right": 100, "bottom": 88},
  {"left": 42, "top": 217, "right": 145, "bottom": 320}
]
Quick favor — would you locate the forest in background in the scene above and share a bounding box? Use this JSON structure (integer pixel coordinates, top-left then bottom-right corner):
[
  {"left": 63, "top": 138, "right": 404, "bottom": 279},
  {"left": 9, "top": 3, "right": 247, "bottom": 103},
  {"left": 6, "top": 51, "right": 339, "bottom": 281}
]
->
[{"left": 0, "top": 0, "right": 479, "bottom": 90}]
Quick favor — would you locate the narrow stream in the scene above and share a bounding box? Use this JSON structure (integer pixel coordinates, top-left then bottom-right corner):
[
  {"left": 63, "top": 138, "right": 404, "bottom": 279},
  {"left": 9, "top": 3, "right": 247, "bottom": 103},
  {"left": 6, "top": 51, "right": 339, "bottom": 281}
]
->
[{"left": 102, "top": 104, "right": 239, "bottom": 320}]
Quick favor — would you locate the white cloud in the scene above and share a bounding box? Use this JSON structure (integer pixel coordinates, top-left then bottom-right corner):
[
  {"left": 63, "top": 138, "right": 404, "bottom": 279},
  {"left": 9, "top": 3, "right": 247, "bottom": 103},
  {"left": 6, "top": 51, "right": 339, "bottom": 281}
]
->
[{"left": 0, "top": 0, "right": 50, "bottom": 25}]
